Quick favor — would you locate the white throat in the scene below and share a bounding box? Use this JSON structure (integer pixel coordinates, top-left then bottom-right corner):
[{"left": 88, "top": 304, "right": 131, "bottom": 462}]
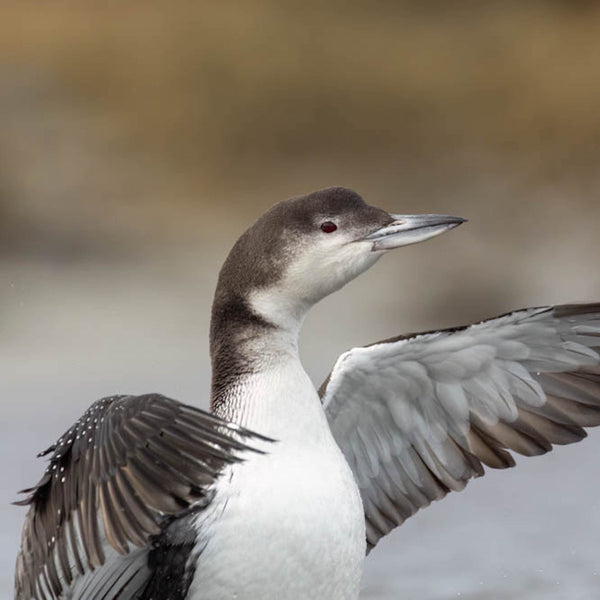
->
[{"left": 213, "top": 336, "right": 330, "bottom": 444}]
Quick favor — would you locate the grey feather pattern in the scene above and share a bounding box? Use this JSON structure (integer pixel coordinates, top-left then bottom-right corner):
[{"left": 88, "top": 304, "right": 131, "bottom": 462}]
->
[
  {"left": 14, "top": 393, "right": 270, "bottom": 599},
  {"left": 321, "top": 303, "right": 600, "bottom": 551}
]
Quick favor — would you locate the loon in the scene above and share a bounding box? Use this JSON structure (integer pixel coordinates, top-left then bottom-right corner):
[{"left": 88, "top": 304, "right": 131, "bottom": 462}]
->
[{"left": 14, "top": 186, "right": 600, "bottom": 599}]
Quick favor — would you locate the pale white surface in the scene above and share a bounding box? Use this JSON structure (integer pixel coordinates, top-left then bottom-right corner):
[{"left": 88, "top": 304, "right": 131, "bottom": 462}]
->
[
  {"left": 193, "top": 356, "right": 364, "bottom": 599},
  {"left": 189, "top": 429, "right": 364, "bottom": 599}
]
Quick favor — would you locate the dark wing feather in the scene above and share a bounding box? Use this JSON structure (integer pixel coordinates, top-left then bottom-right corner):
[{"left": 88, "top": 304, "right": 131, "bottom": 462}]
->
[
  {"left": 321, "top": 303, "right": 600, "bottom": 551},
  {"left": 14, "top": 393, "right": 269, "bottom": 599}
]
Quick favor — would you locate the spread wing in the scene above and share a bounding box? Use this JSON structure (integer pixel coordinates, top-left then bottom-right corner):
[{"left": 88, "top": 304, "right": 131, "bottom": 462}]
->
[
  {"left": 321, "top": 304, "right": 600, "bottom": 551},
  {"left": 14, "top": 393, "right": 269, "bottom": 599}
]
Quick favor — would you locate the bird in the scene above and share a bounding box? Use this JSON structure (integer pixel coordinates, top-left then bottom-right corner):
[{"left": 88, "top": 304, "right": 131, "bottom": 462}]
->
[{"left": 14, "top": 186, "right": 600, "bottom": 600}]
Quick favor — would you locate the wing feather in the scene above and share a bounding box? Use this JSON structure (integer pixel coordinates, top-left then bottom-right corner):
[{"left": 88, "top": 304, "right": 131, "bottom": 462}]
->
[
  {"left": 322, "top": 303, "right": 600, "bottom": 550},
  {"left": 14, "top": 393, "right": 268, "bottom": 599}
]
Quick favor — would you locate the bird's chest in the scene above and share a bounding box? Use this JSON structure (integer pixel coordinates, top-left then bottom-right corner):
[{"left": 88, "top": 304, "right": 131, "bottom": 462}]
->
[{"left": 187, "top": 437, "right": 366, "bottom": 600}]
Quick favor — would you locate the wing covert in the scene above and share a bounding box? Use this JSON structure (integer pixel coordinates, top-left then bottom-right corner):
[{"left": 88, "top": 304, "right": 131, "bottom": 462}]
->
[
  {"left": 321, "top": 304, "right": 600, "bottom": 551},
  {"left": 14, "top": 393, "right": 268, "bottom": 599}
]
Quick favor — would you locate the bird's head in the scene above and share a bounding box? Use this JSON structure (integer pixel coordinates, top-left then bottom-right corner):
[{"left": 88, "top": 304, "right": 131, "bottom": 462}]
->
[{"left": 213, "top": 187, "right": 465, "bottom": 331}]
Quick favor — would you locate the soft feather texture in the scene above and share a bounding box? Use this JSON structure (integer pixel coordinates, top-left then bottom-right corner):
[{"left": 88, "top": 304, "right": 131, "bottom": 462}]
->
[
  {"left": 14, "top": 393, "right": 268, "bottom": 600},
  {"left": 321, "top": 304, "right": 600, "bottom": 550}
]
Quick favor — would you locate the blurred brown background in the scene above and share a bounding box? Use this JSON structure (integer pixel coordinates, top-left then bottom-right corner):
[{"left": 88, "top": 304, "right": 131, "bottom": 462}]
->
[{"left": 2, "top": 2, "right": 600, "bottom": 598}]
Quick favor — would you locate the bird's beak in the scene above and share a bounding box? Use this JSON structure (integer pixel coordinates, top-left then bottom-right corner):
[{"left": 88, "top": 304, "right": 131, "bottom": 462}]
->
[{"left": 363, "top": 214, "right": 467, "bottom": 251}]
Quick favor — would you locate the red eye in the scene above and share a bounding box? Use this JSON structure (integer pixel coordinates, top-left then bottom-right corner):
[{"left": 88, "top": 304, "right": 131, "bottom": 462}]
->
[{"left": 320, "top": 221, "right": 337, "bottom": 233}]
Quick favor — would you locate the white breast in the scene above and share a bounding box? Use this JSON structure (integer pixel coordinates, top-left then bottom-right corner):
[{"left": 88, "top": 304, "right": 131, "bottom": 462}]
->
[{"left": 188, "top": 361, "right": 366, "bottom": 600}]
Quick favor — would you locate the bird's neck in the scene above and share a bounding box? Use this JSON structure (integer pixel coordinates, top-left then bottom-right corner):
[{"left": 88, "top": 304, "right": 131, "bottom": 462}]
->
[{"left": 209, "top": 291, "right": 327, "bottom": 441}]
